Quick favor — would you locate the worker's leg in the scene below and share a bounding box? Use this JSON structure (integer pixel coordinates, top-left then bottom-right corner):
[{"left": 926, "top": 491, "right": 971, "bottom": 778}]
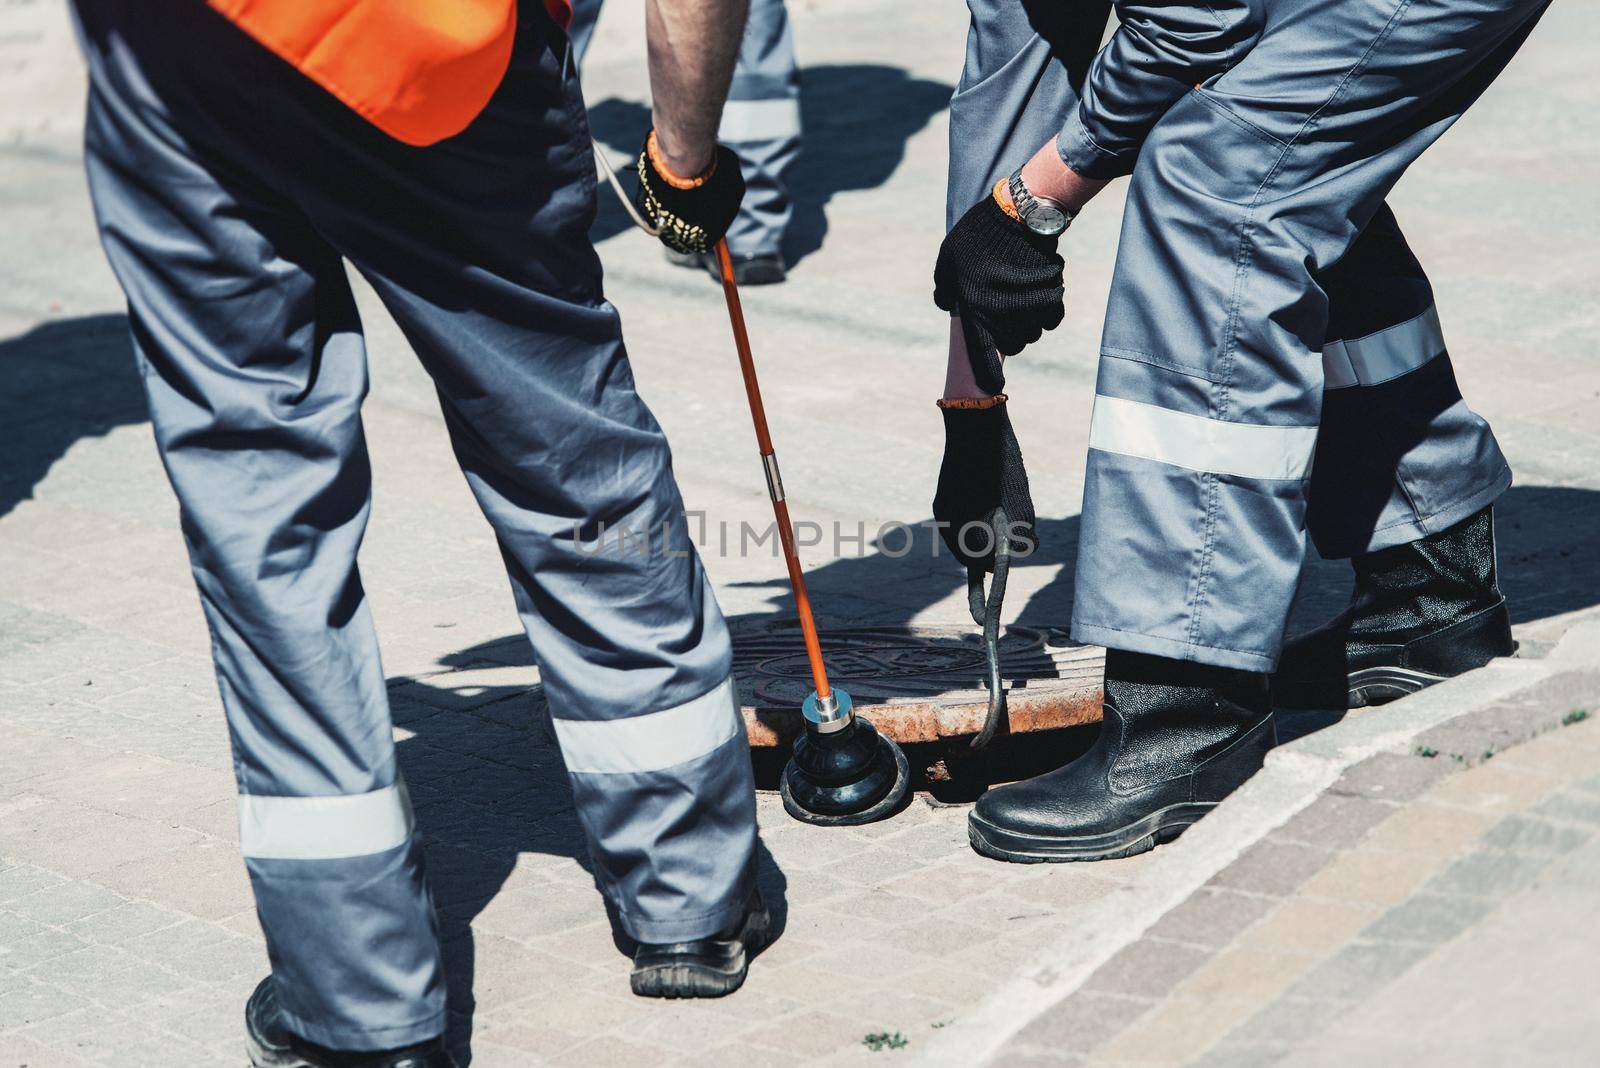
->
[
  {"left": 74, "top": 5, "right": 442, "bottom": 1049},
  {"left": 718, "top": 0, "right": 801, "bottom": 259},
  {"left": 300, "top": 13, "right": 757, "bottom": 945},
  {"left": 1275, "top": 207, "right": 1514, "bottom": 706},
  {"left": 945, "top": 0, "right": 1111, "bottom": 230},
  {"left": 1071, "top": 0, "right": 1549, "bottom": 670},
  {"left": 973, "top": 0, "right": 1549, "bottom": 863},
  {"left": 1310, "top": 205, "right": 1510, "bottom": 558}
]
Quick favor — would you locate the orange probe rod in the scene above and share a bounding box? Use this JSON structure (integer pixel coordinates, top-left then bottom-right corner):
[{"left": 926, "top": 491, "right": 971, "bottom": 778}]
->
[{"left": 714, "top": 239, "right": 832, "bottom": 700}]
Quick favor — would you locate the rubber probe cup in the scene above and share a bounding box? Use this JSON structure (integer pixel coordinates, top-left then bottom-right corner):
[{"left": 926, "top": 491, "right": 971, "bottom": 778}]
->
[{"left": 779, "top": 688, "right": 911, "bottom": 826}]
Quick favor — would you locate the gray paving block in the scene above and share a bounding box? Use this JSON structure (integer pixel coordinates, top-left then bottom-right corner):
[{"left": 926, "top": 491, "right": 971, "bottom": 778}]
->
[
  {"left": 1141, "top": 888, "right": 1277, "bottom": 949},
  {"left": 1184, "top": 1039, "right": 1293, "bottom": 1068},
  {"left": 1008, "top": 991, "right": 1155, "bottom": 1053},
  {"left": 1080, "top": 938, "right": 1213, "bottom": 999},
  {"left": 1359, "top": 892, "right": 1494, "bottom": 947},
  {"left": 1272, "top": 793, "right": 1397, "bottom": 851},
  {"left": 1284, "top": 941, "right": 1430, "bottom": 1003},
  {"left": 1530, "top": 790, "right": 1600, "bottom": 825},
  {"left": 1331, "top": 752, "right": 1458, "bottom": 804},
  {"left": 1214, "top": 993, "right": 1348, "bottom": 1049},
  {"left": 1427, "top": 848, "right": 1547, "bottom": 899},
  {"left": 1207, "top": 839, "right": 1333, "bottom": 897},
  {"left": 1479, "top": 813, "right": 1591, "bottom": 855}
]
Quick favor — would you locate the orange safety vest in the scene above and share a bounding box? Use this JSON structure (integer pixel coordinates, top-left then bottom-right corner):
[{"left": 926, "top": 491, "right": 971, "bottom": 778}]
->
[{"left": 209, "top": 0, "right": 573, "bottom": 147}]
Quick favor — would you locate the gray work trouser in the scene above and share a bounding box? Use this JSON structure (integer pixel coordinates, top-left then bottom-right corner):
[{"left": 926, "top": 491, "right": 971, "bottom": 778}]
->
[
  {"left": 950, "top": 0, "right": 1535, "bottom": 671},
  {"left": 73, "top": 0, "right": 756, "bottom": 1050},
  {"left": 569, "top": 0, "right": 801, "bottom": 257}
]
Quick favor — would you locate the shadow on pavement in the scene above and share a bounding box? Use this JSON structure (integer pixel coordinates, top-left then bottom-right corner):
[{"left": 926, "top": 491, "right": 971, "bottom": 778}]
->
[
  {"left": 585, "top": 64, "right": 951, "bottom": 266},
  {"left": 388, "top": 664, "right": 787, "bottom": 1064},
  {"left": 0, "top": 313, "right": 147, "bottom": 518}
]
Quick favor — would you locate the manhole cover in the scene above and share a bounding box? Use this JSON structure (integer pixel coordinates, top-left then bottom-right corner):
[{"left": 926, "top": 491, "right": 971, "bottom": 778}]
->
[{"left": 731, "top": 622, "right": 1104, "bottom": 746}]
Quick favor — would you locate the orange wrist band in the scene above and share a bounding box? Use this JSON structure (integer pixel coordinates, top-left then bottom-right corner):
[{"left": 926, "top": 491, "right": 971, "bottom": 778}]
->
[
  {"left": 646, "top": 129, "right": 716, "bottom": 190},
  {"left": 936, "top": 393, "right": 1008, "bottom": 410},
  {"left": 992, "top": 177, "right": 1023, "bottom": 223}
]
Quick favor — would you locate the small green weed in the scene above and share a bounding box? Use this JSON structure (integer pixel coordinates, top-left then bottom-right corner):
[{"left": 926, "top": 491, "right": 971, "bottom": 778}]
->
[
  {"left": 863, "top": 1032, "right": 909, "bottom": 1052},
  {"left": 1562, "top": 709, "right": 1590, "bottom": 727}
]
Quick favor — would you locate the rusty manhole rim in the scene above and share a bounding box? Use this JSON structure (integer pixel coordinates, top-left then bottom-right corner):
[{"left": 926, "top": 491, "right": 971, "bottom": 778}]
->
[{"left": 731, "top": 621, "right": 1105, "bottom": 747}]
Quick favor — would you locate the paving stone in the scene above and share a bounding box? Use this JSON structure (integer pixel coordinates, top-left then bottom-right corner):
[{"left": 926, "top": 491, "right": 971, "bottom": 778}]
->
[
  {"left": 1207, "top": 839, "right": 1333, "bottom": 897},
  {"left": 1184, "top": 1040, "right": 1290, "bottom": 1068},
  {"left": 6, "top": 880, "right": 127, "bottom": 927},
  {"left": 1142, "top": 888, "right": 1277, "bottom": 949},
  {"left": 1272, "top": 793, "right": 1398, "bottom": 851},
  {"left": 1359, "top": 891, "right": 1494, "bottom": 947},
  {"left": 1478, "top": 813, "right": 1591, "bottom": 855},
  {"left": 1354, "top": 800, "right": 1496, "bottom": 860},
  {"left": 1220, "top": 995, "right": 1351, "bottom": 1049},
  {"left": 1231, "top": 897, "right": 1379, "bottom": 958},
  {"left": 1427, "top": 847, "right": 1549, "bottom": 899},
  {"left": 0, "top": 926, "right": 87, "bottom": 971},
  {"left": 1081, "top": 939, "right": 1213, "bottom": 1000},
  {"left": 1283, "top": 941, "right": 1431, "bottom": 1003},
  {"left": 0, "top": 974, "right": 90, "bottom": 1030},
  {"left": 1010, "top": 991, "right": 1156, "bottom": 1053},
  {"left": 1424, "top": 759, "right": 1563, "bottom": 814},
  {"left": 1172, "top": 947, "right": 1314, "bottom": 1004},
  {"left": 1331, "top": 752, "right": 1458, "bottom": 804},
  {"left": 1529, "top": 790, "right": 1600, "bottom": 825},
  {"left": 1095, "top": 993, "right": 1256, "bottom": 1064},
  {"left": 1296, "top": 846, "right": 1444, "bottom": 909},
  {"left": 741, "top": 1010, "right": 881, "bottom": 1059}
]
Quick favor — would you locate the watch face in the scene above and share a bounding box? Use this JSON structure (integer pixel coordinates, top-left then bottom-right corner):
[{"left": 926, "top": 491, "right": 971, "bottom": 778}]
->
[{"left": 1025, "top": 204, "right": 1067, "bottom": 236}]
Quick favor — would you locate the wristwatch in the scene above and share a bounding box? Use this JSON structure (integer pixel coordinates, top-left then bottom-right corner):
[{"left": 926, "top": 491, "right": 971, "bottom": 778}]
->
[{"left": 1007, "top": 170, "right": 1074, "bottom": 237}]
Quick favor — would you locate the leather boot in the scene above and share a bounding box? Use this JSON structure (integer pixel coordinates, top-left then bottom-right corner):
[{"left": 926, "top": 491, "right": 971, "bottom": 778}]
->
[
  {"left": 245, "top": 978, "right": 455, "bottom": 1068},
  {"left": 1274, "top": 505, "right": 1513, "bottom": 709},
  {"left": 968, "top": 650, "right": 1275, "bottom": 863},
  {"left": 630, "top": 886, "right": 772, "bottom": 998}
]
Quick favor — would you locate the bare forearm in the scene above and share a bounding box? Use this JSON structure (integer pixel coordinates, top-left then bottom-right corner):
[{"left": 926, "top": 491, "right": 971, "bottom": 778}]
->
[
  {"left": 1018, "top": 139, "right": 1108, "bottom": 215},
  {"left": 944, "top": 144, "right": 1107, "bottom": 399},
  {"left": 645, "top": 0, "right": 748, "bottom": 177}
]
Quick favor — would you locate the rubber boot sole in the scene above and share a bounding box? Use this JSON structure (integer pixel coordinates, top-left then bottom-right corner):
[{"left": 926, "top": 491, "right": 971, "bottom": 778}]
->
[
  {"left": 629, "top": 906, "right": 773, "bottom": 999},
  {"left": 967, "top": 802, "right": 1216, "bottom": 864},
  {"left": 1274, "top": 664, "right": 1451, "bottom": 711},
  {"left": 246, "top": 1026, "right": 312, "bottom": 1068}
]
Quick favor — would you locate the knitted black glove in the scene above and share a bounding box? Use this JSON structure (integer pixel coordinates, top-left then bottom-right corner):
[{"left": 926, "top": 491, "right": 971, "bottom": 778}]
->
[
  {"left": 933, "top": 192, "right": 1065, "bottom": 394},
  {"left": 932, "top": 401, "right": 1038, "bottom": 573},
  {"left": 634, "top": 131, "right": 745, "bottom": 255}
]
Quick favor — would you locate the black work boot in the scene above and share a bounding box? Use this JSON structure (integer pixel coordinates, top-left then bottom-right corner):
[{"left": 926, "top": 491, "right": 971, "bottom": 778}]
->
[
  {"left": 663, "top": 246, "right": 787, "bottom": 286},
  {"left": 630, "top": 886, "right": 772, "bottom": 998},
  {"left": 1274, "top": 505, "right": 1513, "bottom": 710},
  {"left": 245, "top": 977, "right": 454, "bottom": 1067},
  {"left": 968, "top": 651, "right": 1276, "bottom": 863}
]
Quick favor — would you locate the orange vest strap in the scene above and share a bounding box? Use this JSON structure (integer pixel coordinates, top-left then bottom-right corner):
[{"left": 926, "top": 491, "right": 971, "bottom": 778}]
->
[{"left": 208, "top": 0, "right": 529, "bottom": 147}]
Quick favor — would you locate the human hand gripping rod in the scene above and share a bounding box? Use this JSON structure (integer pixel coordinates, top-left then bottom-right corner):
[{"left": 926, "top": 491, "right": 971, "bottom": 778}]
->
[{"left": 712, "top": 239, "right": 910, "bottom": 825}]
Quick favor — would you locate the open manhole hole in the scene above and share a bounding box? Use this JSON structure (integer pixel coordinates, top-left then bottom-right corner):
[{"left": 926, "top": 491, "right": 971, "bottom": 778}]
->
[{"left": 732, "top": 621, "right": 1104, "bottom": 748}]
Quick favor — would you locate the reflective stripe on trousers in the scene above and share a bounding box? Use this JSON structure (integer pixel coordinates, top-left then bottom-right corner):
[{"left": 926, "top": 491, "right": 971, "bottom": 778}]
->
[{"left": 74, "top": 0, "right": 756, "bottom": 1048}]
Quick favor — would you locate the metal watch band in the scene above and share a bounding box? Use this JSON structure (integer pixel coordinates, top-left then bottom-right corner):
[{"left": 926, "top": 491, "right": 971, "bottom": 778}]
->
[{"left": 1008, "top": 170, "right": 1074, "bottom": 233}]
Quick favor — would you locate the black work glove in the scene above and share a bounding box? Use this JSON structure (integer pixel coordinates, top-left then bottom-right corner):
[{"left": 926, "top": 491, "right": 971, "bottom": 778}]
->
[
  {"left": 633, "top": 131, "right": 745, "bottom": 256},
  {"left": 932, "top": 401, "right": 1038, "bottom": 573},
  {"left": 933, "top": 192, "right": 1065, "bottom": 394}
]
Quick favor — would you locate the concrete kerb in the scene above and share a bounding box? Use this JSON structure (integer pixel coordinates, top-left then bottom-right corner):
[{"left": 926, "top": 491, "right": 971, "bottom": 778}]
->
[{"left": 916, "top": 618, "right": 1600, "bottom": 1068}]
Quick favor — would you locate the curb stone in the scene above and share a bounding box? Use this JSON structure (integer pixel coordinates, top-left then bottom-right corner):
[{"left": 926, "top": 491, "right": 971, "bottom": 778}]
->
[{"left": 918, "top": 610, "right": 1600, "bottom": 1067}]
